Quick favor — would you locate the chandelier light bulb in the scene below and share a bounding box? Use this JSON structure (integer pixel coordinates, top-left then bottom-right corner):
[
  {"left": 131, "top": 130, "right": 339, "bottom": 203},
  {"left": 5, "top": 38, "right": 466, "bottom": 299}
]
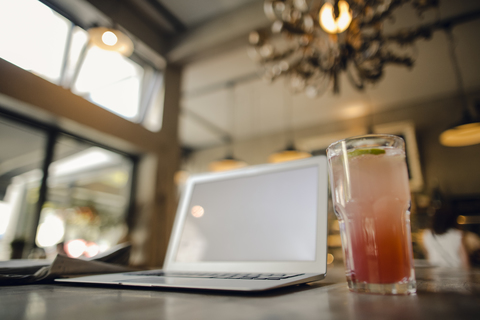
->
[
  {"left": 102, "top": 31, "right": 118, "bottom": 46},
  {"left": 319, "top": 1, "right": 352, "bottom": 34}
]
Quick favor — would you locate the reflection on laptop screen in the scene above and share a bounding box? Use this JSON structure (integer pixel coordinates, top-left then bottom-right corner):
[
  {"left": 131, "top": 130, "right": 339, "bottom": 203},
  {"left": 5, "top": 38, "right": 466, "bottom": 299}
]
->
[{"left": 175, "top": 166, "right": 318, "bottom": 262}]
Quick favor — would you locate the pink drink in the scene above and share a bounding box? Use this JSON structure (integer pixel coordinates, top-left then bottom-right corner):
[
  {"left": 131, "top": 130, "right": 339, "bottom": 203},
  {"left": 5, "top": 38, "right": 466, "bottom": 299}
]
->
[{"left": 327, "top": 135, "right": 416, "bottom": 294}]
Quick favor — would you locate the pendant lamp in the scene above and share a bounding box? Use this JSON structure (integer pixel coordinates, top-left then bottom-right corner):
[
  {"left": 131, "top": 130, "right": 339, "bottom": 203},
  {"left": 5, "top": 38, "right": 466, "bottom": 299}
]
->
[
  {"left": 268, "top": 143, "right": 312, "bottom": 163},
  {"left": 439, "top": 106, "right": 480, "bottom": 147},
  {"left": 209, "top": 153, "right": 248, "bottom": 172},
  {"left": 88, "top": 26, "right": 134, "bottom": 57},
  {"left": 439, "top": 29, "right": 480, "bottom": 147}
]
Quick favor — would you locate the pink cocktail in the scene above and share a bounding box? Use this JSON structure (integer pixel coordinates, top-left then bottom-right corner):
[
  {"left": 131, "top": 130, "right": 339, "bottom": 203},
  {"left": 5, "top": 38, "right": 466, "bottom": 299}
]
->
[{"left": 327, "top": 134, "right": 416, "bottom": 294}]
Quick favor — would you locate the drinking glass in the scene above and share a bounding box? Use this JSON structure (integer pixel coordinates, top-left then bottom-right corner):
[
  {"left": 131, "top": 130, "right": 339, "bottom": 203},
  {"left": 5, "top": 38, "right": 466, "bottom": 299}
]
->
[{"left": 326, "top": 134, "right": 416, "bottom": 295}]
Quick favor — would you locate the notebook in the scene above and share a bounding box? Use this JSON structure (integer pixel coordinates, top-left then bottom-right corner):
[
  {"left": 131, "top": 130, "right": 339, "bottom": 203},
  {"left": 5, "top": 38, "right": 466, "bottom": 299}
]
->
[{"left": 56, "top": 156, "right": 328, "bottom": 291}]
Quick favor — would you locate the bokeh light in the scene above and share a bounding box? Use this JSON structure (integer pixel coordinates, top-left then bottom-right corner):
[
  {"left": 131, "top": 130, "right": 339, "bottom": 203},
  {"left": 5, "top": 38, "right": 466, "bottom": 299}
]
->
[{"left": 65, "top": 239, "right": 87, "bottom": 258}]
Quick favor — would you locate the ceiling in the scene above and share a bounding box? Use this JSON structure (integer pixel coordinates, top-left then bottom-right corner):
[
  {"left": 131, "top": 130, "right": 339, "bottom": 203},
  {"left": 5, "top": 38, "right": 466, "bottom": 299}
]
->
[
  {"left": 41, "top": 0, "right": 480, "bottom": 151},
  {"left": 177, "top": 0, "right": 480, "bottom": 149},
  {"left": 134, "top": 0, "right": 260, "bottom": 29}
]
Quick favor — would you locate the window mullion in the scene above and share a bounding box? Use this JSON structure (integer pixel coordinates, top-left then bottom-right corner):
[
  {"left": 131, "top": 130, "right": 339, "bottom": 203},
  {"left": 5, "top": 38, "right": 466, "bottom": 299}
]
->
[
  {"left": 28, "top": 128, "right": 58, "bottom": 255},
  {"left": 59, "top": 22, "right": 75, "bottom": 87}
]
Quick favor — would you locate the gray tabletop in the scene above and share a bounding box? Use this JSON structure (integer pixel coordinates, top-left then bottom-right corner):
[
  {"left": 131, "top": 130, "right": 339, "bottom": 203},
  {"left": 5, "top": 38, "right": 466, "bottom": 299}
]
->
[{"left": 1, "top": 266, "right": 479, "bottom": 320}]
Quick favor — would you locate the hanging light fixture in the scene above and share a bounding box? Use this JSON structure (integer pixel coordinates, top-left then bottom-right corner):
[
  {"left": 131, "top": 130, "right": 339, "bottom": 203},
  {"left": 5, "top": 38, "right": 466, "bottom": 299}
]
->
[
  {"left": 269, "top": 144, "right": 312, "bottom": 163},
  {"left": 249, "top": 0, "right": 443, "bottom": 96},
  {"left": 209, "top": 85, "right": 248, "bottom": 172},
  {"left": 88, "top": 26, "right": 134, "bottom": 57},
  {"left": 440, "top": 115, "right": 480, "bottom": 147},
  {"left": 209, "top": 153, "right": 248, "bottom": 172},
  {"left": 269, "top": 82, "right": 311, "bottom": 163},
  {"left": 439, "top": 29, "right": 480, "bottom": 147},
  {"left": 319, "top": 0, "right": 352, "bottom": 34}
]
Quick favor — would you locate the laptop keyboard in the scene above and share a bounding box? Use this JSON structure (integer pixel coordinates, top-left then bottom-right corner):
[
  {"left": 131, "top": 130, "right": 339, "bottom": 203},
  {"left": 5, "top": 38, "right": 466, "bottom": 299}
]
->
[{"left": 126, "top": 271, "right": 304, "bottom": 280}]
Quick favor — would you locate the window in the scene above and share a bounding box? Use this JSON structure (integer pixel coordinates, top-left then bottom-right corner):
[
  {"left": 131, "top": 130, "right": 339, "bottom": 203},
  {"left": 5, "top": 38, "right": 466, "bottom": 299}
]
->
[
  {"left": 0, "top": 0, "right": 164, "bottom": 131},
  {"left": 0, "top": 0, "right": 70, "bottom": 83},
  {"left": 71, "top": 36, "right": 144, "bottom": 120},
  {"left": 0, "top": 113, "right": 136, "bottom": 260},
  {"left": 39, "top": 135, "right": 134, "bottom": 259},
  {"left": 0, "top": 116, "right": 47, "bottom": 260}
]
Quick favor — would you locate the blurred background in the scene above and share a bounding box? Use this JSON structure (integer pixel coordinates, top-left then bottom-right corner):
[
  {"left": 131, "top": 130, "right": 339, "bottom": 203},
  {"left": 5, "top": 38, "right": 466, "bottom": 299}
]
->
[{"left": 0, "top": 0, "right": 479, "bottom": 268}]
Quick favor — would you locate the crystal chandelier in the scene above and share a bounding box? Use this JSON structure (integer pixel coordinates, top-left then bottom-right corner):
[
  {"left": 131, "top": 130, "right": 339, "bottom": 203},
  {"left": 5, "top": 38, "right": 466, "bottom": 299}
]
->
[{"left": 248, "top": 0, "right": 439, "bottom": 97}]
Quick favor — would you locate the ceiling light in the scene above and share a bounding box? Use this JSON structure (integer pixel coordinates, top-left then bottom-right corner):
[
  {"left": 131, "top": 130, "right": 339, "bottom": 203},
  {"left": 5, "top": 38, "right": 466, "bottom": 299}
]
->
[
  {"left": 439, "top": 29, "right": 480, "bottom": 147},
  {"left": 439, "top": 115, "right": 480, "bottom": 147},
  {"left": 209, "top": 155, "right": 248, "bottom": 172},
  {"left": 88, "top": 27, "right": 134, "bottom": 57},
  {"left": 319, "top": 1, "right": 352, "bottom": 34},
  {"left": 268, "top": 145, "right": 311, "bottom": 163},
  {"left": 340, "top": 104, "right": 366, "bottom": 119},
  {"left": 250, "top": 0, "right": 446, "bottom": 96},
  {"left": 101, "top": 31, "right": 118, "bottom": 46}
]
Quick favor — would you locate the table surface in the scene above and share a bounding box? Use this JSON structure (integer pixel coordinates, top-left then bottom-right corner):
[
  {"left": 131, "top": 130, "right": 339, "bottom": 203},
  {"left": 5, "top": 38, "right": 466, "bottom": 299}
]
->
[{"left": 1, "top": 266, "right": 480, "bottom": 320}]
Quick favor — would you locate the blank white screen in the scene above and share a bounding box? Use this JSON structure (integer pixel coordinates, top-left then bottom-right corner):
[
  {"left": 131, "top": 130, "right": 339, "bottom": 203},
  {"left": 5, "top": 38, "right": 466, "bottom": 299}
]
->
[{"left": 175, "top": 166, "right": 318, "bottom": 262}]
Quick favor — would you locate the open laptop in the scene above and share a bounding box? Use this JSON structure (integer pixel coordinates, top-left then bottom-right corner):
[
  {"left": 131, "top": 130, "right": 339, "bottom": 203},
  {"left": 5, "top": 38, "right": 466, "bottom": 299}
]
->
[{"left": 57, "top": 156, "right": 328, "bottom": 291}]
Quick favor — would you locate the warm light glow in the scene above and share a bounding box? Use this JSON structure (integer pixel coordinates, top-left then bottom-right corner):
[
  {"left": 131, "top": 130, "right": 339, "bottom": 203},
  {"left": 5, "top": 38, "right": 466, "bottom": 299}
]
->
[
  {"left": 327, "top": 234, "right": 342, "bottom": 247},
  {"left": 209, "top": 159, "right": 247, "bottom": 172},
  {"left": 327, "top": 253, "right": 335, "bottom": 264},
  {"left": 102, "top": 31, "right": 118, "bottom": 46},
  {"left": 457, "top": 215, "right": 480, "bottom": 225},
  {"left": 439, "top": 122, "right": 480, "bottom": 147},
  {"left": 457, "top": 215, "right": 467, "bottom": 224},
  {"left": 268, "top": 150, "right": 311, "bottom": 163},
  {"left": 191, "top": 205, "right": 205, "bottom": 218},
  {"left": 331, "top": 220, "right": 340, "bottom": 231},
  {"left": 340, "top": 104, "right": 366, "bottom": 119},
  {"left": 174, "top": 170, "right": 190, "bottom": 186},
  {"left": 109, "top": 171, "right": 129, "bottom": 187},
  {"left": 319, "top": 1, "right": 352, "bottom": 34},
  {"left": 88, "top": 27, "right": 134, "bottom": 57},
  {"left": 84, "top": 242, "right": 100, "bottom": 258},
  {"left": 65, "top": 239, "right": 87, "bottom": 258},
  {"left": 35, "top": 214, "right": 65, "bottom": 248}
]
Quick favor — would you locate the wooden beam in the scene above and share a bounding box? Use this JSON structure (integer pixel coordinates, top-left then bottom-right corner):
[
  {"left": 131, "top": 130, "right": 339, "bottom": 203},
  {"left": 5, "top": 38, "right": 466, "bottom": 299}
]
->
[{"left": 0, "top": 58, "right": 161, "bottom": 154}]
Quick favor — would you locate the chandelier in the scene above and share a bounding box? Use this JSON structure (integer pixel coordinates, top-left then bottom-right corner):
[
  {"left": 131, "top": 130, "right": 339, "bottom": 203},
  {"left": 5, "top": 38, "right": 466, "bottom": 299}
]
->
[{"left": 248, "top": 0, "right": 440, "bottom": 97}]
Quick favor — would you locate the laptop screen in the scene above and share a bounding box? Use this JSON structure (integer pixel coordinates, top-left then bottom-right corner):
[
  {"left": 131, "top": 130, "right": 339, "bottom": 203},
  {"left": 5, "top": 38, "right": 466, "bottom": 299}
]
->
[{"left": 174, "top": 165, "right": 319, "bottom": 263}]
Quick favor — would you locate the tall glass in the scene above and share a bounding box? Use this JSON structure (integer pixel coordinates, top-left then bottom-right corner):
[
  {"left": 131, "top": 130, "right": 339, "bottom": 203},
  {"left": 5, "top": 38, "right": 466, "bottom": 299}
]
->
[{"left": 327, "top": 134, "right": 416, "bottom": 295}]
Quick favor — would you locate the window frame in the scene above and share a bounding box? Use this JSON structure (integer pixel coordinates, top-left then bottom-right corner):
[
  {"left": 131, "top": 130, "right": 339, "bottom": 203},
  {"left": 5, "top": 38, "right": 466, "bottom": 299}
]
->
[
  {"left": 1, "top": 0, "right": 165, "bottom": 129},
  {"left": 0, "top": 106, "right": 139, "bottom": 258}
]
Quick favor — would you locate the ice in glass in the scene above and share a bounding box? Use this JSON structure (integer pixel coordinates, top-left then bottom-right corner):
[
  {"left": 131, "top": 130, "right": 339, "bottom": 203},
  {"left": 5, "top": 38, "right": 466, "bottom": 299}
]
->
[{"left": 327, "top": 134, "right": 416, "bottom": 294}]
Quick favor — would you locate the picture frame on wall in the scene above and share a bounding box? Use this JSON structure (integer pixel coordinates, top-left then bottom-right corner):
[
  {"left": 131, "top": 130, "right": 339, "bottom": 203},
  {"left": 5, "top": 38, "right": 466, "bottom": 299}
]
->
[{"left": 373, "top": 121, "right": 424, "bottom": 192}]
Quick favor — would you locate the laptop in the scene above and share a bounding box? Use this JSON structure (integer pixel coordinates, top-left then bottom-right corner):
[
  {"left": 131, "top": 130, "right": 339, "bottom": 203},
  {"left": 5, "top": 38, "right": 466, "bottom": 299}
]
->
[{"left": 57, "top": 156, "right": 328, "bottom": 291}]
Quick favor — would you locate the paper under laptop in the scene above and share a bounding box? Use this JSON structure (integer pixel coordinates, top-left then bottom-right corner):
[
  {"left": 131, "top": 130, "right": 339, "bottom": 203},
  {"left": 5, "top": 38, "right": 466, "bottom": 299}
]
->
[{"left": 57, "top": 156, "right": 328, "bottom": 291}]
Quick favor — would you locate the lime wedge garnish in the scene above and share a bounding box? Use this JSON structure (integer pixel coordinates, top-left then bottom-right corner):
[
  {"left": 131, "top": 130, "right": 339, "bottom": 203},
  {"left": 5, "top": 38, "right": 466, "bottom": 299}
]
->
[{"left": 348, "top": 148, "right": 386, "bottom": 158}]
